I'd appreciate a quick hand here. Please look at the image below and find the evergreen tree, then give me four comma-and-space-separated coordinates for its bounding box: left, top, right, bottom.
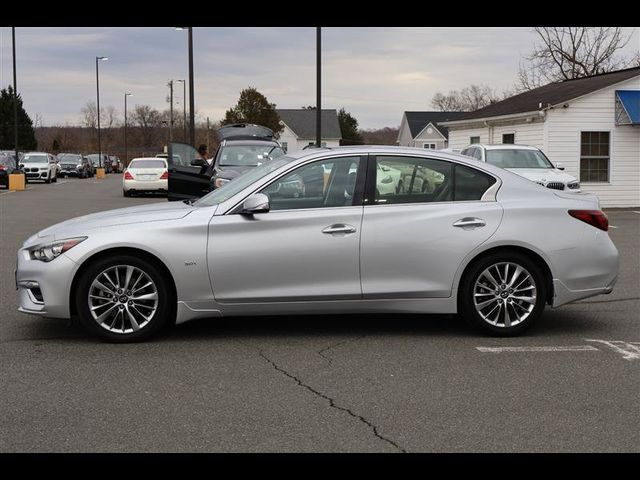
221, 87, 283, 136
0, 86, 37, 150
338, 107, 363, 145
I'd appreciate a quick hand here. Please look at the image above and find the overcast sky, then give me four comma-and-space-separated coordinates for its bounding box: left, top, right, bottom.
0, 27, 638, 130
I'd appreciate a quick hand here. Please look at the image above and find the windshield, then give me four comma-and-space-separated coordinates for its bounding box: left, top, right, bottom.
485, 149, 554, 169
58, 154, 82, 163
195, 157, 291, 207
129, 159, 167, 169
22, 154, 48, 163
219, 145, 285, 167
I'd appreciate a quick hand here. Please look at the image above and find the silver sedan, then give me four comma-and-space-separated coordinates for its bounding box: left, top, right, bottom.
16, 147, 619, 342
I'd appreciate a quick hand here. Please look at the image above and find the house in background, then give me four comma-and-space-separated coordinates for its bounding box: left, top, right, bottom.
397, 111, 464, 149
276, 109, 342, 153
441, 66, 640, 208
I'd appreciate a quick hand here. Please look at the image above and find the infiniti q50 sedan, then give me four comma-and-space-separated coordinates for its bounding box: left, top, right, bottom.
16, 147, 619, 342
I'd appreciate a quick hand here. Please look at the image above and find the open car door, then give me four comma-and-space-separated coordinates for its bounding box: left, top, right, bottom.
167, 142, 211, 202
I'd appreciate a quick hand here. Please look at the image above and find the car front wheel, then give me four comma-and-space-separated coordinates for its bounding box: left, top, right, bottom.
76, 255, 173, 342
459, 252, 546, 336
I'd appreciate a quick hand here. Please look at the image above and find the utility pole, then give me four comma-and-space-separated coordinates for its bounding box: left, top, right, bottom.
316, 27, 321, 148
206, 116, 210, 153
168, 80, 174, 144
12, 27, 19, 165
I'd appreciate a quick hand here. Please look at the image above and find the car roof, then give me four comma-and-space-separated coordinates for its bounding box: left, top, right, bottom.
222, 139, 281, 146
469, 144, 540, 151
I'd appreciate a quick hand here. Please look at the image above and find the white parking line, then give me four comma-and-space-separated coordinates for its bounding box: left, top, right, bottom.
609, 225, 618, 229
476, 346, 599, 353
585, 339, 640, 361
633, 211, 640, 215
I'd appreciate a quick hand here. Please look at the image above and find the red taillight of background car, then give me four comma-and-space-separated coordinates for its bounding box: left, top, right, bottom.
124, 170, 134, 180
160, 171, 168, 179
0, 165, 5, 170
568, 210, 609, 231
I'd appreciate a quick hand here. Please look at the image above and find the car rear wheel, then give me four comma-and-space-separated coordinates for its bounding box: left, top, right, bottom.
459, 252, 546, 336
76, 255, 173, 342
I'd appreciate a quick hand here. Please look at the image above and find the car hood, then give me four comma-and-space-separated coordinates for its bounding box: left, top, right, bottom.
29, 201, 195, 243
504, 168, 577, 183
20, 162, 48, 168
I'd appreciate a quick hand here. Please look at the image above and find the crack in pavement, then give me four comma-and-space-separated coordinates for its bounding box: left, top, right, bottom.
317, 335, 366, 367
258, 350, 407, 453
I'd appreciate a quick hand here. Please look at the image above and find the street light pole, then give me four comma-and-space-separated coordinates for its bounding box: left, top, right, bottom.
316, 27, 321, 148
124, 93, 132, 167
168, 80, 174, 144
12, 27, 19, 166
96, 56, 108, 168
175, 79, 186, 142
176, 27, 196, 146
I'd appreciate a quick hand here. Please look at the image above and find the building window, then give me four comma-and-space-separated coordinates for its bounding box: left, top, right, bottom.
502, 133, 515, 144
423, 143, 436, 149
470, 136, 480, 144
580, 131, 610, 183
281, 142, 288, 153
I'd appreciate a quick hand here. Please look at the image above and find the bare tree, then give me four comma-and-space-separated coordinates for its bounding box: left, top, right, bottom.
130, 104, 164, 147
81, 101, 99, 129
517, 27, 636, 91
431, 85, 503, 112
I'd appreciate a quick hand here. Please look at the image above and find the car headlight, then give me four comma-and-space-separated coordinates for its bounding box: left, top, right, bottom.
28, 237, 87, 262
214, 178, 230, 188
567, 182, 580, 190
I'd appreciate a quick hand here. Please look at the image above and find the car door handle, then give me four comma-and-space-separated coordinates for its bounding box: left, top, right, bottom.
453, 217, 486, 228
322, 224, 357, 234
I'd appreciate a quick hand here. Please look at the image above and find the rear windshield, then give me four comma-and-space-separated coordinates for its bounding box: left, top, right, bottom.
129, 159, 166, 169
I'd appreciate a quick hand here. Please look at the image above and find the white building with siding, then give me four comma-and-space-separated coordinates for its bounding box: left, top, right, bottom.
276, 109, 342, 153
441, 67, 640, 207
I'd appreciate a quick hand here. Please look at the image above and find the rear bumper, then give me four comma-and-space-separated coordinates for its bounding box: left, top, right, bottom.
123, 179, 168, 192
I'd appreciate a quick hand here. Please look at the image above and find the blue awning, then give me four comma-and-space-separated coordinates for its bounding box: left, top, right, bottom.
615, 90, 640, 125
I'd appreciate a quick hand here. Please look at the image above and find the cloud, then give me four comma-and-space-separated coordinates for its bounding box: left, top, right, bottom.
1, 27, 638, 130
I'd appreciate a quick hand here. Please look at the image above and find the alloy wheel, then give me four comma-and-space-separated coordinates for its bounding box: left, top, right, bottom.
88, 265, 159, 334
473, 262, 537, 328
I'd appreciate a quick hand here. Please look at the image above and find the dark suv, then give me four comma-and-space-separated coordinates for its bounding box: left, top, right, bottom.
0, 152, 22, 188
58, 153, 92, 178
167, 124, 285, 202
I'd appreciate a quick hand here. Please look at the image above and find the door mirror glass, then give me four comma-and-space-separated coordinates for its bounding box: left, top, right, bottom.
555, 162, 565, 170
242, 193, 270, 214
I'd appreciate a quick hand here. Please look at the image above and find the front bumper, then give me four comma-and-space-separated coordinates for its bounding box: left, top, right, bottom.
15, 248, 77, 318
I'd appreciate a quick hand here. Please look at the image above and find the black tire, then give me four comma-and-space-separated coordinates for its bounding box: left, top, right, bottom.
123, 189, 131, 197
75, 255, 174, 342
45, 173, 51, 184
52, 175, 57, 183
458, 251, 547, 336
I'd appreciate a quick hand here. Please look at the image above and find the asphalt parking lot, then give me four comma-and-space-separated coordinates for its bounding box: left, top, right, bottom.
0, 174, 638, 452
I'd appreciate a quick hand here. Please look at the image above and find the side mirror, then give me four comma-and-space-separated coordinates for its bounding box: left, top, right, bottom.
241, 193, 270, 214
555, 162, 565, 171
190, 158, 206, 167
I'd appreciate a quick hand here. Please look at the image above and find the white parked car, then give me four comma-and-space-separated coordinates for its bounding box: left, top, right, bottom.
19, 152, 58, 183
460, 144, 581, 192
122, 158, 168, 197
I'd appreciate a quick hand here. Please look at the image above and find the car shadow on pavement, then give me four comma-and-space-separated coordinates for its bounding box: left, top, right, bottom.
12, 308, 612, 344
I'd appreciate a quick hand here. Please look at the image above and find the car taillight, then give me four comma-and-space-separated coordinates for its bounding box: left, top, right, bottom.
124, 171, 134, 180
160, 171, 168, 179
0, 165, 5, 170
568, 210, 609, 231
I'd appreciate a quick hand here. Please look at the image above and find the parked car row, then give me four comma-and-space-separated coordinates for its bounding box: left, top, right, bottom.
1, 150, 126, 188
